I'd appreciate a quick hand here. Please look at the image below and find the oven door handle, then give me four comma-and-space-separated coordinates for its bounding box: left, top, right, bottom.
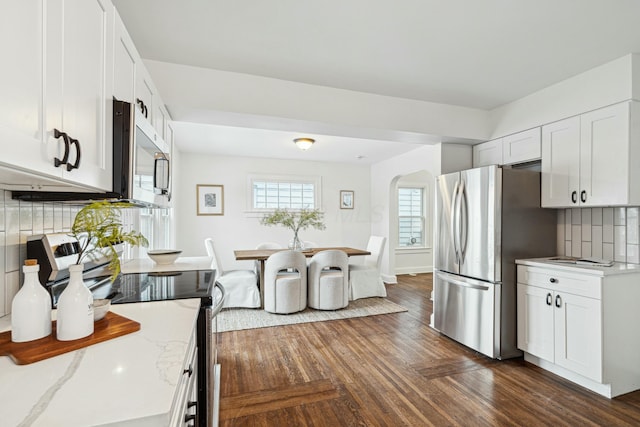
212, 282, 225, 317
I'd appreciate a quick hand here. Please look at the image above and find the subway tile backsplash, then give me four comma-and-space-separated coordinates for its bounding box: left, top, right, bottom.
0, 191, 171, 318
557, 207, 640, 264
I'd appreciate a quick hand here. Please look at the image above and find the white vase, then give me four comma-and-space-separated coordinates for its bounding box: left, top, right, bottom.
11, 261, 52, 342
56, 263, 94, 341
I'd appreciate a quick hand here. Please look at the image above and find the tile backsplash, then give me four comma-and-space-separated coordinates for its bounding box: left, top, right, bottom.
0, 191, 172, 317
557, 207, 640, 264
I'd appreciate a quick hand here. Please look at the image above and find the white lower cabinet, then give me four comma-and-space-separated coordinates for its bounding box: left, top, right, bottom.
170, 331, 198, 426
516, 262, 640, 398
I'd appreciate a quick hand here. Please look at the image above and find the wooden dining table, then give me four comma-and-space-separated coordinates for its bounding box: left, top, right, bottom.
234, 247, 370, 308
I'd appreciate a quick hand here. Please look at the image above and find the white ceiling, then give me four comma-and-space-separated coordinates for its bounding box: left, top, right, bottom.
113, 0, 640, 163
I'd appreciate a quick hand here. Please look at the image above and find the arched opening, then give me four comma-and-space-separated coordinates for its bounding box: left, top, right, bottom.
388, 169, 434, 277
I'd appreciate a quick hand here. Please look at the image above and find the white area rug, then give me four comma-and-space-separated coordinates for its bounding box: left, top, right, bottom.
218, 298, 408, 332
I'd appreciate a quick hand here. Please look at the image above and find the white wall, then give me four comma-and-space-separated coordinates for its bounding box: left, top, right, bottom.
174, 153, 371, 271
489, 53, 639, 138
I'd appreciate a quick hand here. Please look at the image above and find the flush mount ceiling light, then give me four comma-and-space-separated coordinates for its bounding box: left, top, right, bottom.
293, 138, 315, 151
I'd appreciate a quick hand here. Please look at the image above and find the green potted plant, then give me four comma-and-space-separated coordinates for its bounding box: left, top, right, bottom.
57, 201, 148, 341
260, 208, 326, 250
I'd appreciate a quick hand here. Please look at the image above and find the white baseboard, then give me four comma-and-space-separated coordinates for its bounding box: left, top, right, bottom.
394, 266, 433, 275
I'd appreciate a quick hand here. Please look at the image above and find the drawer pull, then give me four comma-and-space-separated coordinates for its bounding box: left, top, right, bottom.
555, 294, 562, 308
183, 366, 193, 377
549, 278, 557, 283
546, 293, 552, 306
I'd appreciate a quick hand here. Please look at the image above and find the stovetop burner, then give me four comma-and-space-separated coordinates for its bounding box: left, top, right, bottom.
48, 270, 216, 307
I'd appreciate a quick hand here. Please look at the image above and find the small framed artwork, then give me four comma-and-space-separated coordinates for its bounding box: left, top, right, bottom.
197, 184, 224, 215
340, 190, 354, 209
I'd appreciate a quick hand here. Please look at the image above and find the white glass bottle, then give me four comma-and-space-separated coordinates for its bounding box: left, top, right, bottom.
56, 263, 94, 341
11, 260, 52, 342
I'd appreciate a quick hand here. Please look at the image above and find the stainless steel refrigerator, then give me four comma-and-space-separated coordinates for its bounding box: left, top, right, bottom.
433, 165, 556, 359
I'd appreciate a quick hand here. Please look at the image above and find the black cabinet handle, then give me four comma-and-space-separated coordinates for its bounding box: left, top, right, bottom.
187, 401, 197, 409
184, 414, 196, 423
581, 190, 587, 203
546, 293, 552, 306
53, 128, 70, 167
136, 98, 148, 118
183, 366, 193, 377
555, 294, 562, 308
66, 138, 81, 171
549, 278, 557, 283
571, 191, 578, 204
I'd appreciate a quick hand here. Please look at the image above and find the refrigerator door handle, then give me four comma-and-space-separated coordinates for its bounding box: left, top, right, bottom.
436, 271, 491, 291
451, 180, 460, 265
459, 180, 469, 264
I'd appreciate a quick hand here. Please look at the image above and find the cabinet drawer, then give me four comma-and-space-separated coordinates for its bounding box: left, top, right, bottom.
517, 265, 601, 299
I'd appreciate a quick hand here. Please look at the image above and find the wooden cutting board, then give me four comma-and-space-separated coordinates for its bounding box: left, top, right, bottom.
0, 312, 141, 365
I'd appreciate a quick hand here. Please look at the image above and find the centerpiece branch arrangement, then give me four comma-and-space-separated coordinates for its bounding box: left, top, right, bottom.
260, 208, 326, 250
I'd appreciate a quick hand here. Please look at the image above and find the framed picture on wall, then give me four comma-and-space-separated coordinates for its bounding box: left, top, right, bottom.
340, 190, 354, 209
197, 184, 224, 215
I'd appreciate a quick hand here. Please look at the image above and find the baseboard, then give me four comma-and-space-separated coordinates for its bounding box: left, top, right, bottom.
394, 266, 433, 275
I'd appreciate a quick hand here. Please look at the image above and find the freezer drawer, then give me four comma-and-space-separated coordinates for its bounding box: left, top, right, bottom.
433, 270, 500, 358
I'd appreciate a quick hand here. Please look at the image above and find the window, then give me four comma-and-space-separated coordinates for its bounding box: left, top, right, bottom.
398, 187, 424, 247
249, 174, 321, 211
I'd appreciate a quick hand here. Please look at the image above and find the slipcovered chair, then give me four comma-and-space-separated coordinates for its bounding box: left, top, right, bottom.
204, 238, 260, 308
263, 250, 307, 314
302, 241, 318, 249
308, 250, 349, 310
349, 236, 387, 300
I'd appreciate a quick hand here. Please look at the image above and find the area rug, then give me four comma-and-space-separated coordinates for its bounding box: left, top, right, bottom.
218, 298, 408, 332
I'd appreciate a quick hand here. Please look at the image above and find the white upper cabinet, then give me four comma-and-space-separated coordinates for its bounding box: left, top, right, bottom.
47, 0, 114, 190
542, 101, 639, 207
0, 0, 113, 191
472, 138, 503, 167
502, 128, 541, 165
473, 128, 541, 168
135, 65, 156, 124
113, 12, 139, 104
0, 1, 54, 179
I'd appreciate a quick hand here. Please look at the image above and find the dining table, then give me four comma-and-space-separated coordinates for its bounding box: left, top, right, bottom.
234, 247, 371, 308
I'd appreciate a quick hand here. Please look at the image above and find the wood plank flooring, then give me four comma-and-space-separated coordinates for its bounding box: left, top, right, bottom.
218, 273, 640, 426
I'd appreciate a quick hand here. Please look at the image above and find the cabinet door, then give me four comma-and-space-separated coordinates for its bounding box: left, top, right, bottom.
502, 128, 541, 165
135, 66, 155, 122
541, 116, 580, 207
517, 284, 554, 362
472, 139, 503, 167
554, 292, 602, 381
580, 102, 629, 206
113, 12, 139, 104
59, 0, 113, 190
0, 0, 59, 177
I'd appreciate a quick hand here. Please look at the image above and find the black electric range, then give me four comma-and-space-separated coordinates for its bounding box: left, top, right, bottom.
48, 269, 216, 307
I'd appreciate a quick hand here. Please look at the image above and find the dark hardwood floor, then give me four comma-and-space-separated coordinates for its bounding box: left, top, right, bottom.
218, 274, 640, 426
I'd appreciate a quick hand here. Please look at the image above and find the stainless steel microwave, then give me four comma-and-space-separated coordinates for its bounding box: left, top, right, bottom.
13, 99, 170, 207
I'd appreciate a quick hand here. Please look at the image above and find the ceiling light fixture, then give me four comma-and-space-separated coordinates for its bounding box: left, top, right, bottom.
294, 137, 315, 151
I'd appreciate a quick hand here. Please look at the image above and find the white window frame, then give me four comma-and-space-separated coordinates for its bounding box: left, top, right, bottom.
246, 174, 322, 216
396, 184, 430, 250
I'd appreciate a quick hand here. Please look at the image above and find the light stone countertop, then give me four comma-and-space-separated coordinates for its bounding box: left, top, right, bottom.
0, 298, 201, 427
516, 257, 640, 276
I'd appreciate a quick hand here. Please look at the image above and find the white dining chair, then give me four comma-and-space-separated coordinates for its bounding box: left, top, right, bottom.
263, 250, 307, 314
349, 236, 387, 300
302, 241, 318, 249
254, 242, 283, 275
308, 250, 349, 310
204, 238, 260, 308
